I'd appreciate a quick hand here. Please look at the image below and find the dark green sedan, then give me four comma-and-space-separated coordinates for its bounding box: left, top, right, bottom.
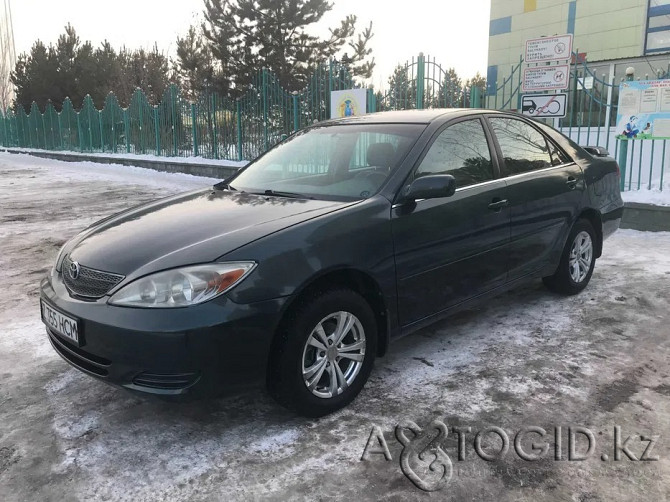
41, 109, 623, 416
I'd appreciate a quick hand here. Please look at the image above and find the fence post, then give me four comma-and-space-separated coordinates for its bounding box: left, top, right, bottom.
41, 112, 46, 149
138, 96, 144, 154
171, 86, 178, 156
416, 53, 425, 110
212, 92, 219, 160
77, 113, 83, 152
327, 60, 333, 118
110, 103, 116, 154
191, 103, 198, 157
292, 91, 299, 132
58, 114, 63, 150
236, 98, 243, 161
87, 100, 93, 151
124, 108, 130, 154
470, 86, 482, 108
262, 69, 269, 152
618, 139, 628, 192
154, 106, 160, 156
99, 110, 104, 152
516, 54, 523, 110
1, 113, 7, 147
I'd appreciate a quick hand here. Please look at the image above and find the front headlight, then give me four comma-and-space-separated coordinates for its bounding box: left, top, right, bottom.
108, 262, 256, 308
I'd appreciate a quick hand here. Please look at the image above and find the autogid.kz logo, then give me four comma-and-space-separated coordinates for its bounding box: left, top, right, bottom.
361, 420, 660, 492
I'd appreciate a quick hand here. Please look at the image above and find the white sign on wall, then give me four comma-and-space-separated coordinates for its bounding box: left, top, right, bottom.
521, 93, 567, 118
577, 76, 594, 90
330, 89, 368, 119
522, 65, 570, 92
525, 34, 573, 63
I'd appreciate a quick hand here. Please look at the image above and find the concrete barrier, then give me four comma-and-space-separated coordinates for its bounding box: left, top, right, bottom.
621, 202, 670, 232
0, 148, 246, 180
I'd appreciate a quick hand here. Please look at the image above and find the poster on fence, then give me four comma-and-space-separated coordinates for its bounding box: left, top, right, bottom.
616, 79, 670, 139
330, 89, 367, 119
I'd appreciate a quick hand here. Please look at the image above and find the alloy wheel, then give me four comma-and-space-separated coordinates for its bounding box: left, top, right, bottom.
301, 311, 366, 399
569, 231, 593, 283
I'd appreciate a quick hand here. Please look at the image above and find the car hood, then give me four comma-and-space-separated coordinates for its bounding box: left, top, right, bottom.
67, 188, 352, 279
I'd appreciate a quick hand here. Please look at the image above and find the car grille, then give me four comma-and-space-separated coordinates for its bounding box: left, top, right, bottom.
47, 328, 111, 377
62, 256, 124, 299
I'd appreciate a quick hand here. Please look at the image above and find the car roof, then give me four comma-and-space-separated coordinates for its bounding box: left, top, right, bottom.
321, 108, 506, 125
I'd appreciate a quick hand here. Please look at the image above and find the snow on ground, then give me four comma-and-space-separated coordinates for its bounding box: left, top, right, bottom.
5, 147, 249, 168
622, 187, 670, 206
1, 152, 670, 501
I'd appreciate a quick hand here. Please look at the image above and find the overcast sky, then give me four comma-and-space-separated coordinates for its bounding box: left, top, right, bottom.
11, 0, 491, 87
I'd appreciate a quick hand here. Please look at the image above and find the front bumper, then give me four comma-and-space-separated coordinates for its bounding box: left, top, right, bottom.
40, 272, 288, 398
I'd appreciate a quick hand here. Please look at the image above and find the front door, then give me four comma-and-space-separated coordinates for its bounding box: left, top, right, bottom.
392, 118, 510, 327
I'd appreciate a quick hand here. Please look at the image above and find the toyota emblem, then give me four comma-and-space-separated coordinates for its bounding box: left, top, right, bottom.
69, 261, 81, 280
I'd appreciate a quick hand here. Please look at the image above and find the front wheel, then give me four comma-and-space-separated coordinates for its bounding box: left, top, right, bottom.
268, 289, 377, 417
543, 219, 597, 295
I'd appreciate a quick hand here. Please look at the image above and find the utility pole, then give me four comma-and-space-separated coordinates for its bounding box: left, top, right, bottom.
0, 0, 16, 111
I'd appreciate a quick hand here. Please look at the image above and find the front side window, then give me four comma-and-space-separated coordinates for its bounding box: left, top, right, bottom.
489, 117, 553, 175
230, 124, 424, 200
415, 119, 494, 188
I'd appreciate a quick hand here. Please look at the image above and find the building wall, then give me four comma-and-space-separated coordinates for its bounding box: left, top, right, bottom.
487, 0, 649, 91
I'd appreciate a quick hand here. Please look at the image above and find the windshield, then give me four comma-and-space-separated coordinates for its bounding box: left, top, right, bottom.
228, 123, 425, 200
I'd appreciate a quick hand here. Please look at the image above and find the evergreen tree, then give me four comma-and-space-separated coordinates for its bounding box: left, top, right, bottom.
387, 65, 416, 110
175, 26, 217, 100
464, 72, 486, 107
436, 68, 463, 108
199, 0, 374, 93
11, 25, 173, 112
11, 41, 59, 113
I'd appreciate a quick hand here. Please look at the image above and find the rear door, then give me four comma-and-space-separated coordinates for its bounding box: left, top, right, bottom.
392, 117, 510, 326
485, 115, 585, 280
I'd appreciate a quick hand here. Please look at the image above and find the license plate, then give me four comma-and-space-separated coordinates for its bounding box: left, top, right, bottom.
41, 300, 80, 345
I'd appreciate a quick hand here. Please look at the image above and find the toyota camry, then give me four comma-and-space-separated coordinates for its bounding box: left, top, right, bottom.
40, 109, 624, 417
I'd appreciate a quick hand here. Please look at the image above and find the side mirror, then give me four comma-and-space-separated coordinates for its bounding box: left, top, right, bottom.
583, 145, 610, 157
403, 174, 456, 202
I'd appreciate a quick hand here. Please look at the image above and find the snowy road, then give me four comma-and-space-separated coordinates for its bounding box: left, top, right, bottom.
1, 152, 670, 501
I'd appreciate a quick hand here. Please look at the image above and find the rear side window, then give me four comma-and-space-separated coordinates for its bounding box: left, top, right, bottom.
489, 117, 553, 175
415, 119, 494, 188
547, 140, 571, 166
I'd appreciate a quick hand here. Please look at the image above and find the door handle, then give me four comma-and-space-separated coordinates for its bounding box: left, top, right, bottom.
566, 176, 578, 189
488, 199, 509, 211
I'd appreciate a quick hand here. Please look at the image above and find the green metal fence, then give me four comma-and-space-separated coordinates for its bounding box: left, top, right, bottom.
2, 50, 667, 192
0, 56, 482, 164
0, 60, 364, 162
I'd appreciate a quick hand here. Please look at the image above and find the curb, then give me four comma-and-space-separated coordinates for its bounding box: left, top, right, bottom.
0, 148, 243, 180
621, 202, 670, 232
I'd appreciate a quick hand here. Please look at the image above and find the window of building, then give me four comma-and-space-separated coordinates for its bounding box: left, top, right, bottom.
646, 1, 670, 54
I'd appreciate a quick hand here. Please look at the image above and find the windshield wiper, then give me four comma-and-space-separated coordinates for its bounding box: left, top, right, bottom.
251, 189, 314, 200
213, 181, 237, 191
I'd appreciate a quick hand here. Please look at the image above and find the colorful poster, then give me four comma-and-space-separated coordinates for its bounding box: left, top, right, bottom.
616, 80, 670, 139
330, 89, 367, 119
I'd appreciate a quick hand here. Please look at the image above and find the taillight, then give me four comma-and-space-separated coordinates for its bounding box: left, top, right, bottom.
615, 163, 621, 177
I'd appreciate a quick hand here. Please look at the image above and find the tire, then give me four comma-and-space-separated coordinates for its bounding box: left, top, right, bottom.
268, 288, 377, 417
543, 219, 597, 295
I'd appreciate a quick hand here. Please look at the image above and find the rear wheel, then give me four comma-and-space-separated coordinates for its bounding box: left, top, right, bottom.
543, 219, 597, 295
268, 289, 377, 417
